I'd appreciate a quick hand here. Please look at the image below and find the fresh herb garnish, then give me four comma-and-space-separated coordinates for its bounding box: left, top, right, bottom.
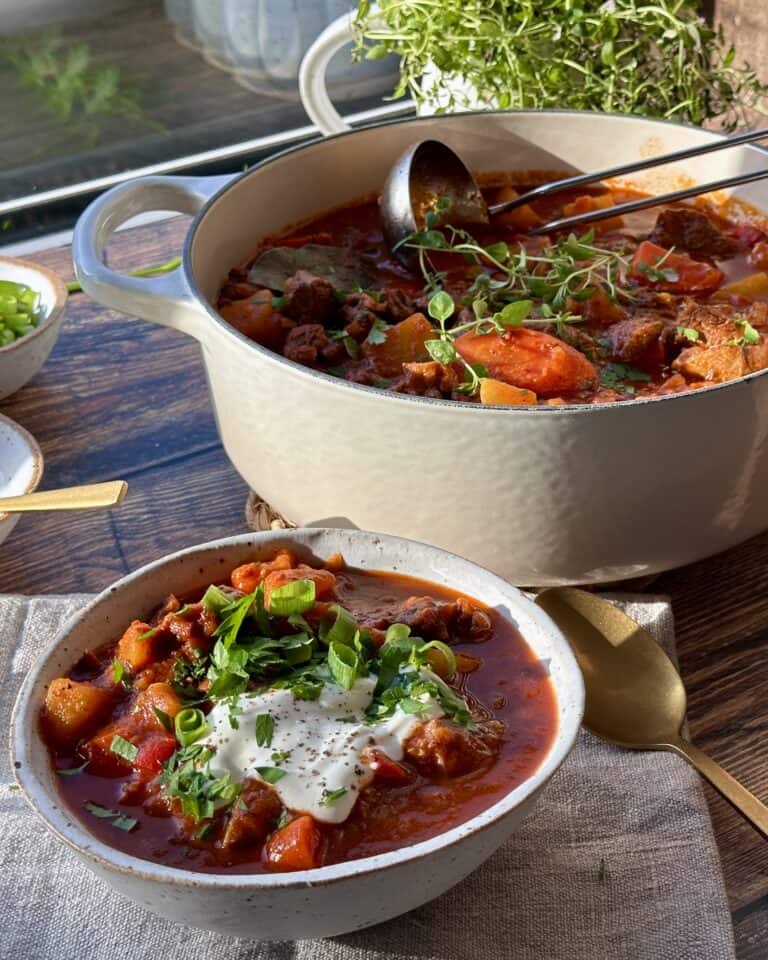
255, 713, 274, 748
321, 787, 348, 806
365, 317, 389, 345
256, 766, 286, 785
84, 801, 137, 832
57, 760, 89, 777
599, 363, 652, 395
676, 325, 701, 343
152, 706, 174, 732
109, 734, 138, 762
159, 743, 241, 822
729, 317, 761, 347
270, 750, 290, 764
267, 579, 317, 617
111, 658, 131, 688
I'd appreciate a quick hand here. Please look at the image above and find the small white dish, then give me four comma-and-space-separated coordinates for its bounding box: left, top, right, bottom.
0, 413, 44, 546
0, 256, 68, 400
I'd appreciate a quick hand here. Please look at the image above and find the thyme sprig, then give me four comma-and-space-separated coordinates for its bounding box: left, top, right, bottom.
355, 0, 768, 132
403, 225, 633, 394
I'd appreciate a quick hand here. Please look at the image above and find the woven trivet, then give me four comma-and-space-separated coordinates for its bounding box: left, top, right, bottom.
245, 491, 296, 531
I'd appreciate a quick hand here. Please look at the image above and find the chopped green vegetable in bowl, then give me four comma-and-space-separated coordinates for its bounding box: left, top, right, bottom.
0, 256, 68, 400
0, 279, 43, 346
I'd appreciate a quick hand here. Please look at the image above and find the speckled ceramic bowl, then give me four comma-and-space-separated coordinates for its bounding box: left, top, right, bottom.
0, 413, 44, 547
0, 256, 68, 400
11, 528, 583, 940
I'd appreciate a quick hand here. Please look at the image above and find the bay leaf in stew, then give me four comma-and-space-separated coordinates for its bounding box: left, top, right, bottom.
248, 245, 378, 292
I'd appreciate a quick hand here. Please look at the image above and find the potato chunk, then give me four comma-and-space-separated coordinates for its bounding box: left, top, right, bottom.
361, 312, 433, 377
43, 678, 115, 748
115, 619, 161, 672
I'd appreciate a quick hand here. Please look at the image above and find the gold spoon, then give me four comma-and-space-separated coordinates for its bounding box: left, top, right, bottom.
0, 480, 127, 513
536, 586, 768, 838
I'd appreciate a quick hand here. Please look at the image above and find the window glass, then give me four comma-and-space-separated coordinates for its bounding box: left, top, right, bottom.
0, 0, 404, 240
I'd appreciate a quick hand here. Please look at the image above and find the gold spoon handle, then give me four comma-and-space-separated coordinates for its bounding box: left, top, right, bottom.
0, 481, 127, 513
669, 736, 768, 838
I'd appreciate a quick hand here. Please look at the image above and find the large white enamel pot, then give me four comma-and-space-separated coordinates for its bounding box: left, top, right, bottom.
72, 111, 768, 586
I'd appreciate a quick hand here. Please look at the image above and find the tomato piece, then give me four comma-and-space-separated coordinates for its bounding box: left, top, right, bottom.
263, 815, 323, 872
630, 241, 724, 295
364, 748, 413, 786
456, 328, 597, 398
729, 224, 767, 249
134, 735, 177, 776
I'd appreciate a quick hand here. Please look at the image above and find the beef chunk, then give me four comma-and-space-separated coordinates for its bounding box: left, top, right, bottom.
283, 270, 337, 325
340, 291, 384, 340
403, 719, 503, 777
649, 208, 739, 260
673, 342, 768, 382
283, 324, 344, 366
675, 299, 742, 347
221, 780, 282, 850
390, 360, 461, 397
606, 316, 663, 362
359, 595, 493, 645
382, 288, 417, 322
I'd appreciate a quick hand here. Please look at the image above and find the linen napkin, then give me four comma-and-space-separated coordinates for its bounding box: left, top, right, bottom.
1, 594, 735, 960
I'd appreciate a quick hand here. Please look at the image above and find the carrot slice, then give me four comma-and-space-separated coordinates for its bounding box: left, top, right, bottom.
263, 815, 323, 872
456, 328, 597, 397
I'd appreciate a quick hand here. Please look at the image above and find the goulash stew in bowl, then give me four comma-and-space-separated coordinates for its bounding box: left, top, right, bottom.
41, 549, 557, 874
217, 178, 768, 405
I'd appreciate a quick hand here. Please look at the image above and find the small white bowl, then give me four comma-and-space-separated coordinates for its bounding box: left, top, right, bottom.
11, 528, 583, 940
0, 413, 44, 546
0, 256, 68, 400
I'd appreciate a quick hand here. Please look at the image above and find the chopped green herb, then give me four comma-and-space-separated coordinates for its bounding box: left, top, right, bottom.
256, 766, 286, 785
152, 706, 173, 732
729, 317, 761, 347
111, 814, 138, 832
676, 325, 701, 343
137, 627, 158, 642
159, 743, 241, 822
599, 363, 652, 393
321, 787, 348, 805
255, 712, 274, 748
270, 750, 290, 764
109, 734, 138, 762
365, 317, 389, 345
201, 584, 235, 615
111, 658, 130, 687
84, 802, 117, 818
57, 760, 89, 777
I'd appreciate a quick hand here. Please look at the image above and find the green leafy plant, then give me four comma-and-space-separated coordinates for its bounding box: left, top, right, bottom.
355, 0, 767, 130
0, 29, 159, 147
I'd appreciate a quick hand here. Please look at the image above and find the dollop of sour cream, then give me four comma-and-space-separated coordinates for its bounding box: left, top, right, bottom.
201, 676, 443, 823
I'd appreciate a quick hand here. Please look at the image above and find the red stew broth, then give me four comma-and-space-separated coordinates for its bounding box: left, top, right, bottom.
43, 565, 558, 874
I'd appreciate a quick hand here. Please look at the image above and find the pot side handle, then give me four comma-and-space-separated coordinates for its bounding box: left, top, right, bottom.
298, 11, 355, 136
72, 174, 234, 339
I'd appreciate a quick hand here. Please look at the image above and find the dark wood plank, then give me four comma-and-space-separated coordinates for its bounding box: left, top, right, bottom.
2, 215, 768, 958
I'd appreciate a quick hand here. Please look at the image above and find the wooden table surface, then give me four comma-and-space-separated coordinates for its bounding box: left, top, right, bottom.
2, 217, 767, 957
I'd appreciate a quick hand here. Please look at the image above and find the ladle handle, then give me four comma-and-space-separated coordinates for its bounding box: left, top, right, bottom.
669, 736, 768, 839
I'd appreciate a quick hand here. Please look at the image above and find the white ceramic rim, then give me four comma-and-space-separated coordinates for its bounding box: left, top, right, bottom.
0, 256, 68, 356
11, 527, 584, 890
0, 411, 44, 523
183, 108, 768, 415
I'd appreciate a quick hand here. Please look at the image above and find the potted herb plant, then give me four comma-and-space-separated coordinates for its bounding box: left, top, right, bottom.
299, 0, 767, 134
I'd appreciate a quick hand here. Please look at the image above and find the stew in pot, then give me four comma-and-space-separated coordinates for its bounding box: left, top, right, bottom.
217, 175, 768, 405
41, 549, 557, 873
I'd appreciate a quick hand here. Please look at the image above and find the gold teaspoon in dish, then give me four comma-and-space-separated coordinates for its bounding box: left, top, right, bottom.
535, 586, 768, 839
0, 480, 127, 513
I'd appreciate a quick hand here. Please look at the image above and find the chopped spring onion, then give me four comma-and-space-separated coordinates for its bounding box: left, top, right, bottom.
174, 707, 209, 746
0, 279, 42, 347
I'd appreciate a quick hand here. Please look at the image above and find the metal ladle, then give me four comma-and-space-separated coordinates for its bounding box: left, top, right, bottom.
380, 130, 768, 262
